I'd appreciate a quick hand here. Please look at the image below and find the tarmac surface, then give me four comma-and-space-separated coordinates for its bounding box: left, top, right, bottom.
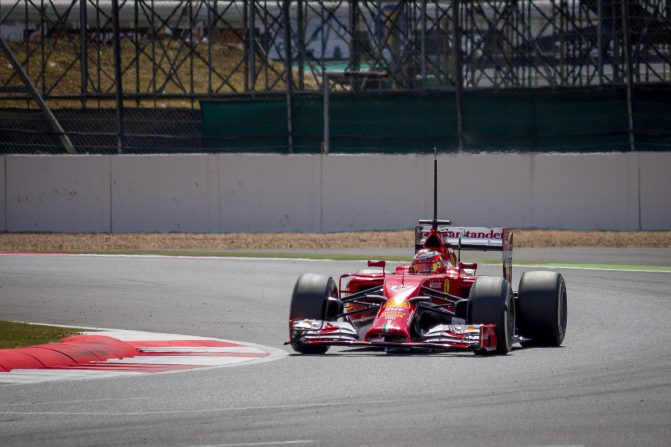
0, 251, 670, 446
241, 246, 671, 265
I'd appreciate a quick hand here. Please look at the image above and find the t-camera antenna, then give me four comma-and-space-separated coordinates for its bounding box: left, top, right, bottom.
432, 147, 438, 230
418, 148, 451, 231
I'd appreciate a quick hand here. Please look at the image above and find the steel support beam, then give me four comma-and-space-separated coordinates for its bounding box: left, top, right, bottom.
620, 0, 636, 151
283, 0, 294, 153
451, 0, 463, 152
112, 0, 125, 153
80, 0, 88, 108
349, 0, 360, 91
0, 36, 76, 154
297, 0, 305, 90
322, 70, 330, 154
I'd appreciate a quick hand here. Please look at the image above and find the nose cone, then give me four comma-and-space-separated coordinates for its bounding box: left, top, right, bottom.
366, 281, 422, 342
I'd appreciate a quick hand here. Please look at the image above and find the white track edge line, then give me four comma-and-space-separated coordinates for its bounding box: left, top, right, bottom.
2, 252, 668, 273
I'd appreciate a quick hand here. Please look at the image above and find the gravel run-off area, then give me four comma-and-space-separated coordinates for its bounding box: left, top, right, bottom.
0, 230, 669, 253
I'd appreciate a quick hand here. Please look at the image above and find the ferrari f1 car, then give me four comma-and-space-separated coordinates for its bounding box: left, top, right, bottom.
288, 223, 567, 355
287, 157, 567, 355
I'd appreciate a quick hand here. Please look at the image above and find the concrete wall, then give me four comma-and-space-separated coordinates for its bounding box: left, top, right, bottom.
111, 155, 219, 232
2, 153, 669, 232
220, 154, 321, 232
640, 153, 671, 230
530, 153, 640, 230
322, 155, 431, 231
440, 154, 533, 228
5, 156, 111, 232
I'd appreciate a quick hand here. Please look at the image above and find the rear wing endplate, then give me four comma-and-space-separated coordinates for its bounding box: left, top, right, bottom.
415, 225, 513, 283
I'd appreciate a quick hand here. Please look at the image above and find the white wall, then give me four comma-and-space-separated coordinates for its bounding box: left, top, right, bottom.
110, 155, 218, 232
322, 155, 432, 231
640, 153, 671, 230
5, 155, 111, 232
2, 153, 670, 232
440, 153, 533, 228
219, 154, 321, 232
530, 153, 640, 230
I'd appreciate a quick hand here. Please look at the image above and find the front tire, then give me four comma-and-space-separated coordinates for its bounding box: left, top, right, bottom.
517, 271, 567, 347
467, 277, 515, 355
289, 273, 339, 354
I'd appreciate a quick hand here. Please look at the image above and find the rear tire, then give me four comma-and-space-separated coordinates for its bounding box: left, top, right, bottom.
289, 273, 339, 354
517, 271, 567, 347
467, 277, 514, 355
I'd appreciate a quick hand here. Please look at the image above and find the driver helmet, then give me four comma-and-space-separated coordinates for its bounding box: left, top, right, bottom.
411, 249, 444, 274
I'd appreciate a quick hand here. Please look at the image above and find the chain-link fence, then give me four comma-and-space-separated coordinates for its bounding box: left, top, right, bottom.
1, 0, 669, 153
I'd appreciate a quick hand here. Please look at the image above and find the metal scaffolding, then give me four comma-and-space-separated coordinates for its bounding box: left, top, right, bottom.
0, 1, 669, 152
1, 1, 669, 98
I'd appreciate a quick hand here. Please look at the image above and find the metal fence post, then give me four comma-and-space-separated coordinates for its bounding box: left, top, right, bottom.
421, 0, 427, 90
283, 0, 294, 153
0, 37, 76, 154
597, 0, 604, 86
323, 70, 329, 154
349, 0, 360, 91
79, 0, 88, 108
248, 0, 257, 95
451, 0, 464, 152
297, 0, 305, 91
134, 0, 140, 107
620, 0, 635, 151
112, 0, 124, 153
243, 0, 249, 92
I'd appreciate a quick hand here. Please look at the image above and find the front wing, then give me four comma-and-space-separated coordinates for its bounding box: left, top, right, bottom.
288, 320, 498, 353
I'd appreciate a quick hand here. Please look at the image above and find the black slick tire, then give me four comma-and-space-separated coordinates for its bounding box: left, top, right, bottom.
517, 271, 567, 347
467, 277, 515, 355
289, 273, 339, 354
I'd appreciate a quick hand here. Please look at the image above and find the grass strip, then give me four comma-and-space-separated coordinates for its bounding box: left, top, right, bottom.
0, 321, 82, 349
149, 251, 671, 272
5, 250, 670, 272
510, 261, 671, 272
184, 251, 411, 262
35, 250, 413, 262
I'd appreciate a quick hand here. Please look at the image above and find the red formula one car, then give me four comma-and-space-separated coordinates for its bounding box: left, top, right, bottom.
288, 222, 567, 355
287, 157, 567, 355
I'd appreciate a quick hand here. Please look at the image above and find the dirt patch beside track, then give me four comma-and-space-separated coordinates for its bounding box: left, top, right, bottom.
0, 230, 669, 253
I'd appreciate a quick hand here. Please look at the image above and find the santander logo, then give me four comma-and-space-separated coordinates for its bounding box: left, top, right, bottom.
422, 227, 504, 241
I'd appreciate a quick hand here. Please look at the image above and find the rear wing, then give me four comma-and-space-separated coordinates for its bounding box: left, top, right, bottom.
415, 225, 513, 283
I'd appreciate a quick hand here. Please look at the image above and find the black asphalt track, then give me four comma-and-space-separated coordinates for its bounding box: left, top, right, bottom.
0, 253, 669, 446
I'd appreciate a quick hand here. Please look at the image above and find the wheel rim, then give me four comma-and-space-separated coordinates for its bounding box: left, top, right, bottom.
507, 295, 515, 347
557, 282, 567, 340
324, 286, 339, 320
